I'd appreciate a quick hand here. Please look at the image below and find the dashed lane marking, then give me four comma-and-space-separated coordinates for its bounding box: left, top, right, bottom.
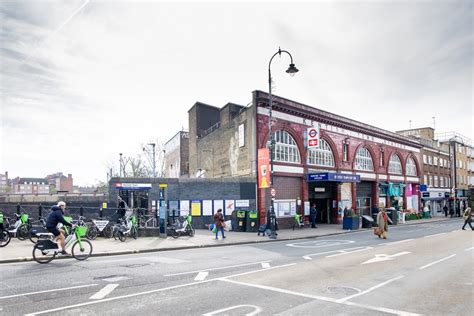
423, 233, 447, 238
0, 284, 98, 300
261, 262, 271, 269
89, 284, 119, 300
194, 272, 209, 281
336, 276, 404, 302
419, 254, 456, 270
164, 260, 271, 276
326, 247, 373, 258
203, 304, 262, 316
378, 239, 414, 246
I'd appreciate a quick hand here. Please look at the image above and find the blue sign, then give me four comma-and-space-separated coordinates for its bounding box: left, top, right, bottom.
307, 172, 360, 183
419, 184, 428, 192
115, 183, 152, 190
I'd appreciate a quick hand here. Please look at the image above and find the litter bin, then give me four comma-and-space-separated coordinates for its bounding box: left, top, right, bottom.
235, 210, 246, 232
361, 215, 374, 228
343, 216, 360, 230
246, 210, 258, 232
386, 208, 398, 225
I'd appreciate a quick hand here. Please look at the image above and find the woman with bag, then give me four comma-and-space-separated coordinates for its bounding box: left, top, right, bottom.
213, 209, 226, 239
376, 206, 389, 239
462, 207, 473, 230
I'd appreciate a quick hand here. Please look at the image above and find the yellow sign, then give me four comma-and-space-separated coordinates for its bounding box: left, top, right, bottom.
191, 201, 201, 216
102, 202, 107, 209
159, 184, 168, 188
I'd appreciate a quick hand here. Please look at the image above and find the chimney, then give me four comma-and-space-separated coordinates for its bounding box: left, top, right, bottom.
68, 174, 72, 179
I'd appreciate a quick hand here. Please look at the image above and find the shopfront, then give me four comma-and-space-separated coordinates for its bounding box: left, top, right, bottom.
307, 172, 360, 224
356, 181, 373, 217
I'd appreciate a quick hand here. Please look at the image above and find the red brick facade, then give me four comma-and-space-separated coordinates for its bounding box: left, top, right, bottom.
254, 91, 423, 226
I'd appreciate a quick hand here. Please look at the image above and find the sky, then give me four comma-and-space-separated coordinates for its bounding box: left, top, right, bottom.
1, 0, 472, 186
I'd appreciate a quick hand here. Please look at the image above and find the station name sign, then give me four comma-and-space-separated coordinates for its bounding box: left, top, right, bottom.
307, 172, 360, 183
115, 183, 152, 190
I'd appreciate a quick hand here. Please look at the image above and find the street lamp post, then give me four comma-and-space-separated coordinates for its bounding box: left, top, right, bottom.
267, 47, 299, 239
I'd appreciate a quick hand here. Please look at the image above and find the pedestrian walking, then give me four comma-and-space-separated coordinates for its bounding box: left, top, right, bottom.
213, 209, 226, 239
449, 205, 455, 218
462, 207, 473, 230
443, 205, 448, 217
310, 203, 317, 228
376, 207, 389, 239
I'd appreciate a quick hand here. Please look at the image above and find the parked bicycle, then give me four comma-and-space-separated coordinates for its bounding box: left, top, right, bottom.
116, 214, 138, 242
292, 213, 304, 230
4, 212, 31, 240
0, 211, 11, 247
32, 225, 92, 264
169, 214, 195, 238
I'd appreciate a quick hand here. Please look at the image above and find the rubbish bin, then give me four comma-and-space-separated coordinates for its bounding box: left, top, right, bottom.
386, 208, 398, 225
246, 210, 258, 232
343, 216, 360, 230
361, 215, 374, 228
235, 210, 246, 232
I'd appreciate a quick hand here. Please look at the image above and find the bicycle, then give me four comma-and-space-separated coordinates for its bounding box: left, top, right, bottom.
169, 214, 195, 238
77, 216, 99, 240
0, 211, 11, 247
32, 225, 92, 264
28, 216, 52, 244
117, 214, 138, 242
292, 213, 304, 230
4, 212, 31, 240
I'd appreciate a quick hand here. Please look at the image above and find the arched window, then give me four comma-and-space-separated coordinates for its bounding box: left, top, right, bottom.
307, 139, 335, 167
388, 154, 402, 174
406, 157, 417, 176
355, 147, 374, 171
273, 130, 301, 163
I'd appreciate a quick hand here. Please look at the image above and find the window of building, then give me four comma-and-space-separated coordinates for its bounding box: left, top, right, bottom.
434, 176, 438, 187
406, 157, 417, 176
354, 147, 374, 171
459, 160, 462, 168
343, 143, 348, 162
429, 175, 433, 186
440, 176, 444, 187
307, 139, 334, 167
274, 130, 301, 163
423, 154, 427, 164
434, 156, 438, 166
388, 154, 402, 174
424, 175, 428, 185
428, 156, 432, 165
380, 150, 385, 166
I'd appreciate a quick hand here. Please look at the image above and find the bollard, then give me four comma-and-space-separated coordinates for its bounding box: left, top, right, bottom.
38, 204, 43, 218
17, 203, 21, 214
99, 207, 103, 219
80, 206, 84, 217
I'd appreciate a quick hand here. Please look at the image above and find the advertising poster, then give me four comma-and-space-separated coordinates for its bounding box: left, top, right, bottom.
191, 200, 201, 216
202, 200, 213, 216
224, 200, 235, 216
257, 148, 270, 189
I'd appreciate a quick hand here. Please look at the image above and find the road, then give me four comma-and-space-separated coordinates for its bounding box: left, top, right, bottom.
0, 219, 472, 315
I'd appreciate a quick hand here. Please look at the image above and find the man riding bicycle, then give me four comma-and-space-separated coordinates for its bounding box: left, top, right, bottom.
46, 201, 73, 255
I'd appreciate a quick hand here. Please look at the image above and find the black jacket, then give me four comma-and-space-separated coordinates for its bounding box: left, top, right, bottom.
46, 206, 72, 229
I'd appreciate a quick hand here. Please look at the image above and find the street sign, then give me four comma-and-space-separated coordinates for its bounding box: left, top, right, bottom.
307, 126, 320, 148
270, 188, 276, 197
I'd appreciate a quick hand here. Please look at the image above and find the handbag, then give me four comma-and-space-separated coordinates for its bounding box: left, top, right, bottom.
374, 227, 382, 236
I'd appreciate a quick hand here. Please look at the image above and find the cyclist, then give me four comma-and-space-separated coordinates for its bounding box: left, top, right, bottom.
46, 201, 73, 255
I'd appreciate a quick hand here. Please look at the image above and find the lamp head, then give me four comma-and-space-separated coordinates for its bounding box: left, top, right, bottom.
286, 63, 299, 76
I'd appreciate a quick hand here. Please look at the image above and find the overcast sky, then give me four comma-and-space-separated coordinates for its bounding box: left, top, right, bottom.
1, 0, 472, 186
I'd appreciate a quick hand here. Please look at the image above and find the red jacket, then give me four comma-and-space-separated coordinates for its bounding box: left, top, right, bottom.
214, 212, 224, 228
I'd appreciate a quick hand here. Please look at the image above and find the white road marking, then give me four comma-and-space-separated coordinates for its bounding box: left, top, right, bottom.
379, 239, 414, 246
102, 276, 131, 282
261, 262, 271, 269
464, 247, 474, 251
326, 247, 373, 258
423, 232, 447, 238
419, 254, 456, 270
362, 252, 411, 265
164, 260, 271, 276
89, 284, 119, 300
25, 264, 293, 315
337, 276, 404, 302
0, 284, 98, 300
221, 278, 420, 316
287, 240, 355, 248
302, 246, 368, 260
194, 272, 209, 281
203, 304, 261, 316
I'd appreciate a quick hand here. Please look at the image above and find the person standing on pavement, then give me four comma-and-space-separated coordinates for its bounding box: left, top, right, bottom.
213, 209, 226, 239
462, 207, 473, 230
310, 203, 317, 228
443, 205, 448, 217
376, 207, 389, 239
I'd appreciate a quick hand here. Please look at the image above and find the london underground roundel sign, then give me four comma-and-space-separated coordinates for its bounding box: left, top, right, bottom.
307, 126, 320, 148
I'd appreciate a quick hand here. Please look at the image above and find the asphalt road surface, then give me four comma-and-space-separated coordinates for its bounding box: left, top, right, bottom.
1, 219, 472, 315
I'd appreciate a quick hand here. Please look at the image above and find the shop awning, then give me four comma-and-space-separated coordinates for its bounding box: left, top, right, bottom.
307, 172, 360, 183
379, 182, 406, 197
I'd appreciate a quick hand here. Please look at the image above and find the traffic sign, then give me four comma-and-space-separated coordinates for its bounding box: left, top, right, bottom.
270, 188, 276, 197
307, 126, 320, 148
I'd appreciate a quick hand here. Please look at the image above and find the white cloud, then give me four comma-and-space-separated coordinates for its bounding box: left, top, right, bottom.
1, 1, 472, 185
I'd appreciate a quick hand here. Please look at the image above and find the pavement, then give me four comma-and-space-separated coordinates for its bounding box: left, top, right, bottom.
0, 216, 455, 264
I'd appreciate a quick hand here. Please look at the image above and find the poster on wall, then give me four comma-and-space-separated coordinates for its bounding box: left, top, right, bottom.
304, 201, 310, 215
378, 198, 386, 208
191, 200, 201, 216
257, 148, 270, 189
213, 200, 224, 215
290, 201, 297, 216
202, 200, 213, 216
235, 200, 250, 208
180, 200, 190, 216
225, 200, 235, 216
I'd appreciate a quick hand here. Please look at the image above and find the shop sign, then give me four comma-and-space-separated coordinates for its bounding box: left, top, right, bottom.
419, 184, 428, 192
307, 172, 360, 183
115, 183, 152, 190
314, 187, 325, 192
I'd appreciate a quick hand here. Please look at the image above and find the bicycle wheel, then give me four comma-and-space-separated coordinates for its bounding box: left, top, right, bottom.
171, 229, 179, 239
0, 229, 11, 247
131, 226, 138, 239
32, 244, 56, 264
86, 225, 98, 240
113, 226, 119, 240
72, 239, 93, 261
103, 225, 113, 238
187, 226, 195, 237
17, 224, 29, 240
118, 231, 127, 242
29, 231, 39, 244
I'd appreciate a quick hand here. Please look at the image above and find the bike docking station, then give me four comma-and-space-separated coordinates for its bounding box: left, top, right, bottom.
158, 184, 167, 238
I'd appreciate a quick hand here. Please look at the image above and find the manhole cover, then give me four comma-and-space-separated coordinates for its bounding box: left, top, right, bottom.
326, 286, 360, 295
